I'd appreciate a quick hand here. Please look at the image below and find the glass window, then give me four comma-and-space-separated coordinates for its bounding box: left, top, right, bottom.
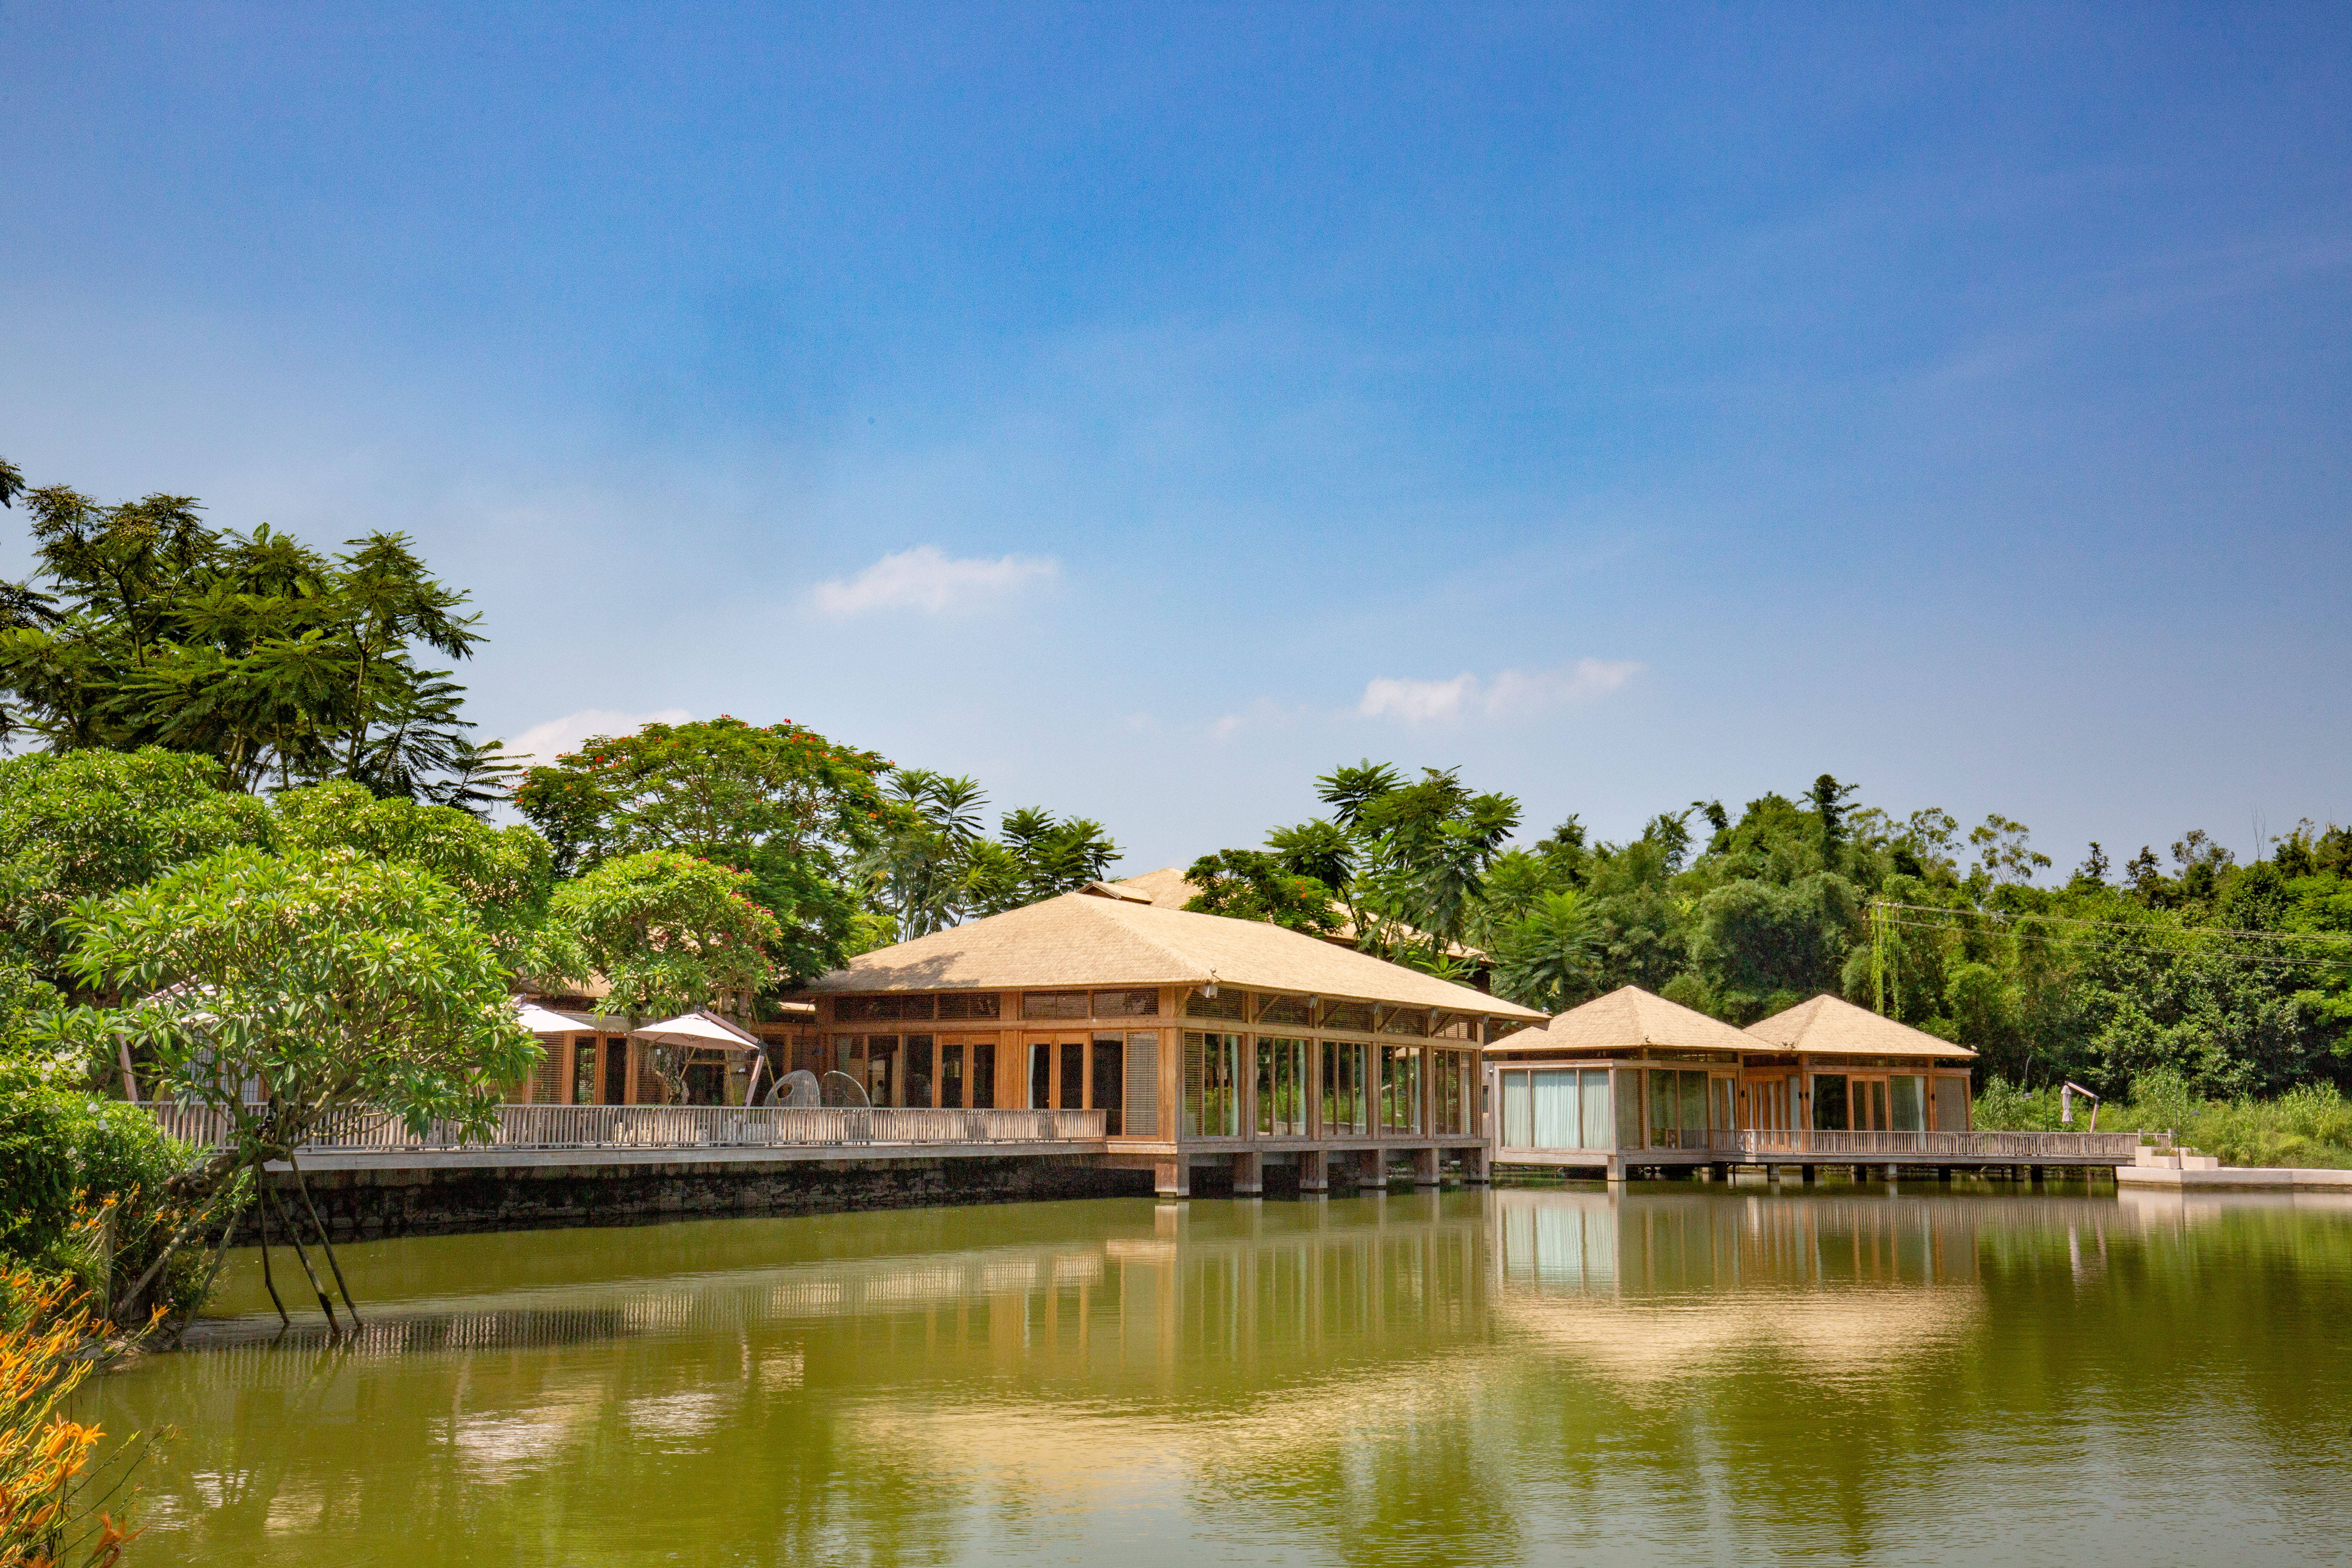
1091, 1035, 1125, 1135
1023, 991, 1089, 1020
1434, 1051, 1468, 1134
1256, 995, 1311, 1027
905, 1035, 935, 1109
1811, 1074, 1849, 1131
1379, 1045, 1422, 1134
938, 993, 1000, 1020
1649, 1070, 1677, 1147
1581, 1070, 1613, 1149
940, 1041, 965, 1109
1184, 987, 1248, 1021
1184, 1031, 1240, 1136
1713, 1077, 1734, 1131
1890, 1075, 1926, 1132
1532, 1069, 1579, 1149
1679, 1072, 1706, 1134
1091, 989, 1158, 1018
1321, 1039, 1366, 1135
1320, 1000, 1374, 1033
971, 1041, 996, 1109
1256, 1037, 1306, 1136
1060, 1039, 1085, 1111
1029, 1042, 1051, 1109
867, 1036, 899, 1105
572, 1039, 597, 1105
1501, 1070, 1533, 1148
1380, 1007, 1428, 1036
1616, 1069, 1645, 1149
1934, 1076, 1968, 1132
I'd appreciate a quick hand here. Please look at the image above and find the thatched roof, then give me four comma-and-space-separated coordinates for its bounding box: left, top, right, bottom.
1745, 993, 1976, 1060
1102, 866, 1198, 909
803, 887, 1543, 1018
1487, 985, 1758, 1055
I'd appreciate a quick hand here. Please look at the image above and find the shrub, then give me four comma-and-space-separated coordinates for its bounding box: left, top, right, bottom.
0, 1269, 140, 1567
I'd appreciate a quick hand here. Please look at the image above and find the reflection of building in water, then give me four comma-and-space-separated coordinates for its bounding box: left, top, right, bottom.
1491, 1188, 1990, 1381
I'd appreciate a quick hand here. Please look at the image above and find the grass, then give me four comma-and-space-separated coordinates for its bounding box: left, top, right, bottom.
1973, 1071, 2352, 1169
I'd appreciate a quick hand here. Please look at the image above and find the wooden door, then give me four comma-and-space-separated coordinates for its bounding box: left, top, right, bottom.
1023, 1036, 1086, 1109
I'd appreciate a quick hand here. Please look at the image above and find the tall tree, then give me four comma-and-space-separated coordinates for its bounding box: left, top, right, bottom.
512, 717, 891, 984
0, 459, 508, 806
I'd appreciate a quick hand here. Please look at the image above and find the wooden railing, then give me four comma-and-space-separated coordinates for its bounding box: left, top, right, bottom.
1496, 1128, 2151, 1160
1729, 1129, 2144, 1160
140, 1102, 1107, 1156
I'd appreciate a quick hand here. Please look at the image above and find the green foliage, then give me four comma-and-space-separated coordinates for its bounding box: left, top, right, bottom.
1181, 851, 1341, 935
1971, 1068, 2352, 1168
0, 1067, 204, 1314
269, 780, 555, 963
859, 774, 1120, 937
0, 462, 506, 804
543, 850, 782, 1022
514, 716, 889, 982
1688, 873, 1859, 1022
58, 847, 539, 1179
0, 749, 271, 991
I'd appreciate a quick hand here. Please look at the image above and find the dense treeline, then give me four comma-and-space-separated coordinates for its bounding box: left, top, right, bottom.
1186, 766, 2352, 1099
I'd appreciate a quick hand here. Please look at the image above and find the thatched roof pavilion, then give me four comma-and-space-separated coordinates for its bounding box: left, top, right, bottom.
796, 884, 1540, 1196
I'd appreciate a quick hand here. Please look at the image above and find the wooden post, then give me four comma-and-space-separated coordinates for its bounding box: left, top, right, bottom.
1461, 1145, 1491, 1185
1233, 1151, 1263, 1196
1356, 1147, 1388, 1189
1299, 1149, 1329, 1193
1800, 1164, 1817, 1184
1154, 1157, 1189, 1198
1412, 1147, 1441, 1187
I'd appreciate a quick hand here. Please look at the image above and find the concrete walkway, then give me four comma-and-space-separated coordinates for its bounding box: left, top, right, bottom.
2116, 1164, 2352, 1190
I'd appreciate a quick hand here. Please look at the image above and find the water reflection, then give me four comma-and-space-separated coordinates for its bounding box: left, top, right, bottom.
93, 1186, 2352, 1567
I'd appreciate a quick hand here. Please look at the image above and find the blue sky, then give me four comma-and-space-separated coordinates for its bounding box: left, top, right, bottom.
5, 3, 2348, 873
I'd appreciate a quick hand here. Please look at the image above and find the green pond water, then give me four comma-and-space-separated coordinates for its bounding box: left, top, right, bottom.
88, 1181, 2352, 1566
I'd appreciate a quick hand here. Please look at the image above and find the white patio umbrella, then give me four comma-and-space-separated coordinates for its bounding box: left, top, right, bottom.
629, 1011, 770, 1103
515, 1002, 586, 1035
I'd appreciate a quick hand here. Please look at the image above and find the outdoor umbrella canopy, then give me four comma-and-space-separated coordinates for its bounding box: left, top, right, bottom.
629, 1010, 771, 1102
514, 1002, 584, 1035
628, 1011, 762, 1050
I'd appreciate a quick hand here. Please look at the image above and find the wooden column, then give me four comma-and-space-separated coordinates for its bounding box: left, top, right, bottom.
1154, 1156, 1189, 1199
1461, 1144, 1491, 1184
1355, 1147, 1388, 1189
1233, 1151, 1263, 1196
1412, 1147, 1441, 1187
1298, 1149, 1329, 1193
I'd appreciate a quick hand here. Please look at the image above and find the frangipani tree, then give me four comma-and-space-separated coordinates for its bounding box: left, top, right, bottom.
60, 846, 537, 1321
542, 851, 782, 1103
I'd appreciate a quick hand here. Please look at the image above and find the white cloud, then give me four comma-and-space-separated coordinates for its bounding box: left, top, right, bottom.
506, 707, 693, 768
1359, 660, 1642, 723
808, 545, 1059, 617
1357, 673, 1482, 722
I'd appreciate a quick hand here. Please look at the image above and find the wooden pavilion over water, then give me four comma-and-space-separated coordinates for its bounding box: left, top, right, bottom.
1490, 986, 1984, 1180
795, 881, 1546, 1196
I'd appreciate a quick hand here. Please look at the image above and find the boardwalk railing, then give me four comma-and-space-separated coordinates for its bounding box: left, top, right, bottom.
141, 1102, 1107, 1156
1497, 1128, 2150, 1161
1729, 1129, 2143, 1160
